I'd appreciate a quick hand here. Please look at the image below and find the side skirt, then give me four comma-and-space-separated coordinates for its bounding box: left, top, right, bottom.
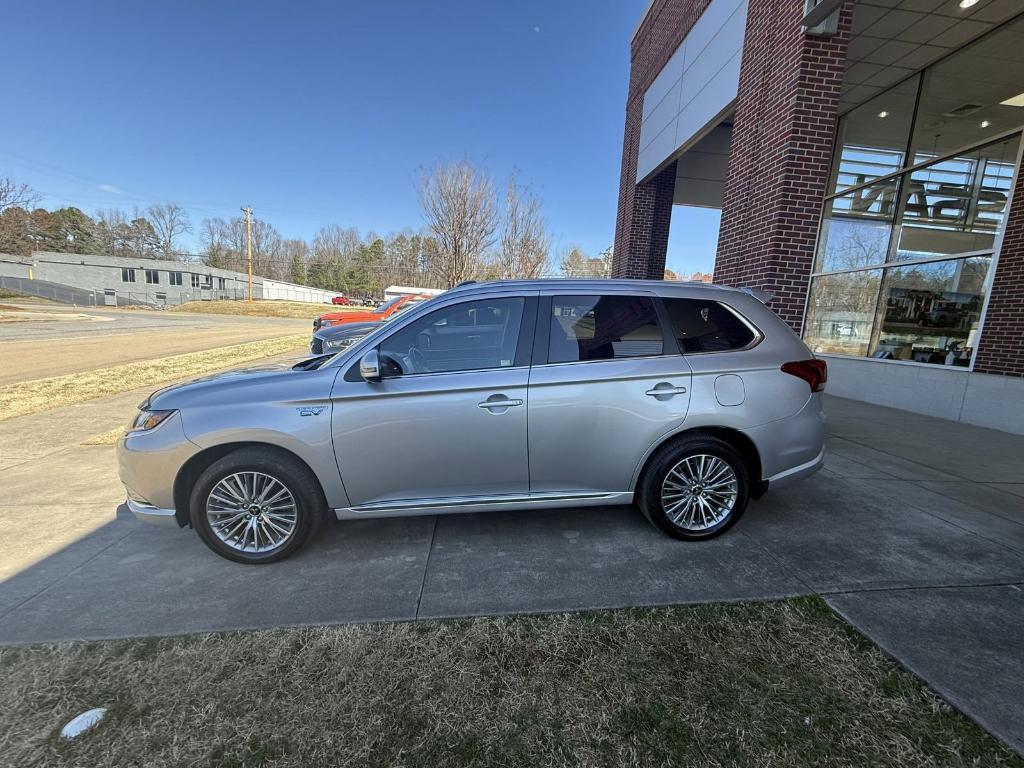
333, 491, 634, 520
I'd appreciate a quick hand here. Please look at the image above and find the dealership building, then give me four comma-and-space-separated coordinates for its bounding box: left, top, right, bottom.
614, 0, 1024, 433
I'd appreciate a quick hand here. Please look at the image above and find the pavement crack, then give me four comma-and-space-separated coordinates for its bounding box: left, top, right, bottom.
414, 516, 439, 620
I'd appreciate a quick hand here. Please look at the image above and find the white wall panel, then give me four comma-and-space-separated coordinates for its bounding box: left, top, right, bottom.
636, 0, 747, 182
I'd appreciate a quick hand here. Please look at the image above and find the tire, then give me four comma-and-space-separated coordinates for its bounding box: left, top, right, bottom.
637, 433, 750, 541
189, 447, 325, 564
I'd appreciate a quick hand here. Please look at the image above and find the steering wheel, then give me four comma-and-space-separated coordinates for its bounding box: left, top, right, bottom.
408, 345, 429, 374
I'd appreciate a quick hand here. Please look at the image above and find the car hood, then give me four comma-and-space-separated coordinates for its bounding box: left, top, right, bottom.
145, 362, 335, 410
321, 310, 382, 324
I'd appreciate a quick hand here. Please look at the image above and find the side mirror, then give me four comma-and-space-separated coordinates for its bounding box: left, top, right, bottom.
359, 349, 381, 382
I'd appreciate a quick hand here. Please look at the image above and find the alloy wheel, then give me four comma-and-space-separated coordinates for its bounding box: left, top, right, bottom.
206, 471, 298, 553
660, 454, 738, 531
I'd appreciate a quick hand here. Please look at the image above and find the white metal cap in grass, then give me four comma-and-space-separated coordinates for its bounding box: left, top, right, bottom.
60, 708, 107, 740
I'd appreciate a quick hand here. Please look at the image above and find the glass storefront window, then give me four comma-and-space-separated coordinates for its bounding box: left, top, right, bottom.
894, 136, 1020, 261
870, 257, 989, 366
910, 23, 1024, 165
816, 179, 897, 272
803, 270, 882, 358
808, 15, 1024, 369
830, 75, 919, 195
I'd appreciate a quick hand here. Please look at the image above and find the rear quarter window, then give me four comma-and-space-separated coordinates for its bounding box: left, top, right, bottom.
662, 298, 757, 353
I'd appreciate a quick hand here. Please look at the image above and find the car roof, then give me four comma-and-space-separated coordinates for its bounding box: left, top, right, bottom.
444, 278, 750, 297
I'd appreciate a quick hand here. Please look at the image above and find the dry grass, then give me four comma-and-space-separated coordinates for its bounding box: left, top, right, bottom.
171, 299, 365, 320
80, 427, 125, 445
0, 289, 59, 303
0, 334, 307, 422
0, 598, 1018, 768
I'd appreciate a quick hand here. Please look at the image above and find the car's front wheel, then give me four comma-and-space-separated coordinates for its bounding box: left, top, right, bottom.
190, 447, 325, 564
638, 434, 750, 540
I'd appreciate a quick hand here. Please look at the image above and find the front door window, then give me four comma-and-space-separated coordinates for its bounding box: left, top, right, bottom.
378, 297, 526, 375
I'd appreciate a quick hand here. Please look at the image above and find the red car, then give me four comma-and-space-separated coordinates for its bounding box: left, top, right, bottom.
330, 296, 352, 305
315, 293, 431, 329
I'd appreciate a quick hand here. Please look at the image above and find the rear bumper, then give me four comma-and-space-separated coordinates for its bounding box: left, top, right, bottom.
746, 392, 826, 489
765, 446, 824, 489
126, 497, 181, 527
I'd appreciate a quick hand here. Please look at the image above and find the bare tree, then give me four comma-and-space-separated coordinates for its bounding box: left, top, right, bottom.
0, 176, 39, 214
146, 203, 192, 259
199, 215, 284, 278
499, 175, 549, 279
0, 176, 40, 255
418, 159, 497, 288
559, 245, 611, 278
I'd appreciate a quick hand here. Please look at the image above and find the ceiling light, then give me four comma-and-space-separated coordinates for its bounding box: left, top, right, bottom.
980, 119, 991, 128
1001, 92, 1024, 107
959, 0, 979, 8
877, 110, 889, 118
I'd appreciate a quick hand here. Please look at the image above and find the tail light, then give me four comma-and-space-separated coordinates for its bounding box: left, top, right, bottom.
781, 359, 827, 392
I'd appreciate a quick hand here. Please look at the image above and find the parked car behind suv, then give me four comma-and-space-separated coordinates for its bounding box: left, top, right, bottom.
310, 296, 427, 355
314, 293, 429, 330
118, 279, 826, 563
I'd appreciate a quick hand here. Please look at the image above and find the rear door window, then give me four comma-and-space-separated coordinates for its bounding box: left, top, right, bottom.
662, 298, 757, 353
548, 295, 664, 363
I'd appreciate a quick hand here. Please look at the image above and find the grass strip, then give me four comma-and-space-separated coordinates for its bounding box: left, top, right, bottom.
1, 597, 1019, 768
171, 299, 366, 319
80, 427, 125, 445
0, 334, 307, 422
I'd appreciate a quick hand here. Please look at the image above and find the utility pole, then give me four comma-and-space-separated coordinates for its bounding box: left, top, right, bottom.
241, 206, 254, 302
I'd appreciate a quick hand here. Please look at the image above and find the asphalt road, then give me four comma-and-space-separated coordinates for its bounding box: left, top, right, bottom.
0, 305, 310, 385
1, 393, 1022, 754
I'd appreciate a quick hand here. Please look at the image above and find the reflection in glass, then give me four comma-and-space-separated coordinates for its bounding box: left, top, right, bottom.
870, 258, 989, 366
831, 75, 918, 194
895, 136, 1019, 261
804, 270, 882, 357
816, 180, 897, 271
910, 19, 1024, 164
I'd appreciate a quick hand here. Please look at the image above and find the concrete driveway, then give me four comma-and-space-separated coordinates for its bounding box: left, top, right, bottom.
1, 394, 1022, 753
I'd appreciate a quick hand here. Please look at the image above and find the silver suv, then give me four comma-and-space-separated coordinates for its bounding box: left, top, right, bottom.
117, 279, 826, 564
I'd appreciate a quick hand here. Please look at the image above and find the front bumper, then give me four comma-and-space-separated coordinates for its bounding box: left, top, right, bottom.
117, 410, 200, 517
126, 497, 180, 527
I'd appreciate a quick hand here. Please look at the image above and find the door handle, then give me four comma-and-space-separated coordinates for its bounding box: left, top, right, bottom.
645, 383, 687, 399
478, 396, 524, 411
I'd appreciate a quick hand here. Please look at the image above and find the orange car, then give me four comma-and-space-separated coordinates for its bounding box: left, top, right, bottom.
314, 293, 431, 329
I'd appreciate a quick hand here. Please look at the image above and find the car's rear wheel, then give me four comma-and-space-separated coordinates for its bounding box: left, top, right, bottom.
190, 447, 324, 564
638, 434, 750, 540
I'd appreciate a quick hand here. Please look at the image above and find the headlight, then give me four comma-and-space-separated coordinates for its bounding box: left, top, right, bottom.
324, 337, 357, 351
128, 409, 176, 433
319, 319, 334, 328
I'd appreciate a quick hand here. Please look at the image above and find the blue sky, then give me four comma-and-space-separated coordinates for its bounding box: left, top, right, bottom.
2, 1, 718, 275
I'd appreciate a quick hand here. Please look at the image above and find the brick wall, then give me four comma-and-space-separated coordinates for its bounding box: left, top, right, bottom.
713, 0, 854, 331
612, 0, 711, 279
974, 165, 1024, 377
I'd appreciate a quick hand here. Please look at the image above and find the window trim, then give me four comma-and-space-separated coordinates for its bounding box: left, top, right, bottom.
534, 292, 673, 367
121, 267, 136, 283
